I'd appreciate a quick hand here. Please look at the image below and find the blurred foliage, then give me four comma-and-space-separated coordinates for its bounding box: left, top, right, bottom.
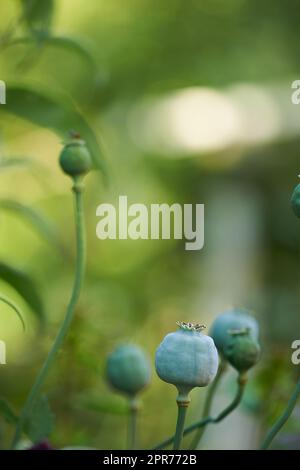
21, 0, 55, 35
0, 0, 299, 450
0, 262, 45, 325
24, 395, 54, 443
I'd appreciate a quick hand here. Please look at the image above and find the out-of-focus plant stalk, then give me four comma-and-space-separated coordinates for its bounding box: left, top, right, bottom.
153, 373, 247, 450
260, 379, 300, 450
190, 359, 227, 449
127, 397, 140, 450
11, 176, 86, 449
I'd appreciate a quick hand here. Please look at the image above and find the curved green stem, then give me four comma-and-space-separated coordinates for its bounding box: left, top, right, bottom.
153, 374, 246, 450
190, 359, 226, 449
127, 397, 139, 450
211, 374, 246, 422
260, 379, 300, 450
11, 178, 86, 449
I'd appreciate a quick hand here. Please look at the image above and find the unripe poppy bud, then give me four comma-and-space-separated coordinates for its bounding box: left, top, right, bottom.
59, 133, 92, 177
209, 309, 259, 356
106, 344, 151, 397
291, 183, 300, 218
224, 329, 260, 373
155, 322, 218, 401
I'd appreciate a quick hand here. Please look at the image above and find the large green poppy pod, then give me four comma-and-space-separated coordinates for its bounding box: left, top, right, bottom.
106, 344, 151, 397
209, 309, 259, 356
224, 329, 261, 373
155, 322, 218, 401
291, 183, 300, 218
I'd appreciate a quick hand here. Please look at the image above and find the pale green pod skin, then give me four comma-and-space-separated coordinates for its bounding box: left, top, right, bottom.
155, 329, 219, 400
224, 333, 260, 373
59, 139, 92, 177
106, 344, 151, 397
209, 310, 259, 356
291, 183, 300, 218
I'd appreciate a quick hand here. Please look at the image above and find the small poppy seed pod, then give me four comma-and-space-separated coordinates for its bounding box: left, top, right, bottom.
59, 133, 92, 177
155, 322, 218, 402
224, 329, 260, 373
291, 183, 300, 218
209, 309, 259, 356
106, 344, 151, 397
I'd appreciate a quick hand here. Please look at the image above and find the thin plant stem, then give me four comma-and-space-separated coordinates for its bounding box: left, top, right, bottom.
260, 379, 300, 450
11, 177, 86, 449
190, 359, 226, 449
173, 404, 189, 450
153, 374, 247, 450
127, 397, 139, 450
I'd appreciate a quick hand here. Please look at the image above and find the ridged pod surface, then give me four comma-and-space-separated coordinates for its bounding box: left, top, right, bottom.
155, 323, 218, 398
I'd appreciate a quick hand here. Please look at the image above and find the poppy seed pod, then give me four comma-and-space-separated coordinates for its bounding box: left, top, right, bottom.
106, 344, 151, 397
59, 135, 92, 177
155, 322, 219, 402
291, 183, 300, 218
224, 329, 260, 373
209, 309, 259, 356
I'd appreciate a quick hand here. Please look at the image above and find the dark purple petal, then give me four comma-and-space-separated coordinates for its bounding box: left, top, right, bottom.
28, 440, 54, 450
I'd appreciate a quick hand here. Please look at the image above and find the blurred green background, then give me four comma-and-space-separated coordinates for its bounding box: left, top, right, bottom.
0, 0, 300, 450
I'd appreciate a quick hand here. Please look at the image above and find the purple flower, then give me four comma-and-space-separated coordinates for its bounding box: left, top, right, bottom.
28, 440, 54, 450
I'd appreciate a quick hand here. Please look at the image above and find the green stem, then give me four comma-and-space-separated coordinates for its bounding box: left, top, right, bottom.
211, 374, 246, 422
11, 178, 86, 449
153, 374, 246, 450
260, 379, 300, 450
173, 403, 189, 450
127, 397, 139, 450
190, 359, 226, 449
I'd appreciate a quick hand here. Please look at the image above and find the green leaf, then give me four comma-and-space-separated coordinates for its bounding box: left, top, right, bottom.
0, 199, 62, 251
0, 156, 33, 170
0, 293, 25, 330
21, 0, 54, 34
0, 261, 45, 324
1, 86, 106, 175
43, 35, 97, 70
0, 398, 18, 425
25, 395, 54, 443
5, 35, 97, 71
